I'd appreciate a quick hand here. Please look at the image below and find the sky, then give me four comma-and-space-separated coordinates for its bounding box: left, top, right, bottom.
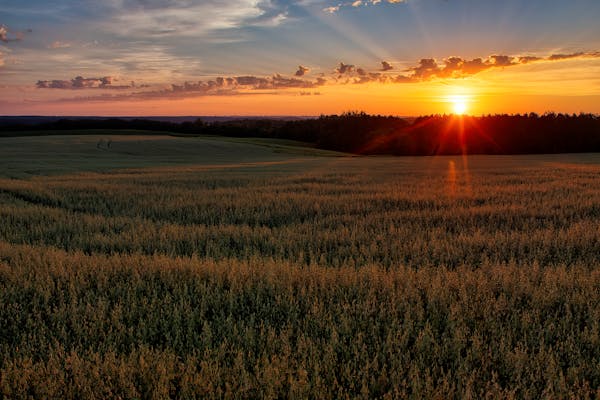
1, 0, 600, 116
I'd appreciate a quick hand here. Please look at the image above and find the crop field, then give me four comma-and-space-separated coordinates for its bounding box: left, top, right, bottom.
1, 133, 599, 399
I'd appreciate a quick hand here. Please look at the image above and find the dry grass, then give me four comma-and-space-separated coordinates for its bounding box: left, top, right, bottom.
1, 137, 599, 398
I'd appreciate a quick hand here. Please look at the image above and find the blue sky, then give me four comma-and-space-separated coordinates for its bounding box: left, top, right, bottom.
1, 0, 599, 115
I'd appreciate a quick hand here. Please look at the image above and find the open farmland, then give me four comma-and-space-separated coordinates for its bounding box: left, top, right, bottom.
1, 134, 599, 399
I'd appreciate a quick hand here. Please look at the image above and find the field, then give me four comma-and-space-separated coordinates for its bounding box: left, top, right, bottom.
1, 133, 599, 399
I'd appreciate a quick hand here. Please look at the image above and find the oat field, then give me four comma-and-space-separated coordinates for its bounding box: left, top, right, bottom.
1, 134, 599, 399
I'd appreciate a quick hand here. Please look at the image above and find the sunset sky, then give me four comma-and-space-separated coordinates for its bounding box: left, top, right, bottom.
1, 0, 599, 116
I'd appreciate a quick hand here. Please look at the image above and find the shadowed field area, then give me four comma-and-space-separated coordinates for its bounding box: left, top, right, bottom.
1, 134, 599, 398
0, 132, 345, 178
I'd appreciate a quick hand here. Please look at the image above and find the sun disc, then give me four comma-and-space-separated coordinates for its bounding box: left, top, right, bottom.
453, 100, 467, 115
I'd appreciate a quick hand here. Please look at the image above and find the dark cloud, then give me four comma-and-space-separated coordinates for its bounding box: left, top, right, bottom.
381, 61, 393, 71
410, 58, 440, 79
489, 55, 516, 67
233, 75, 270, 87
518, 56, 542, 64
336, 62, 354, 74
548, 52, 585, 61
56, 70, 329, 102
36, 76, 132, 89
295, 65, 310, 76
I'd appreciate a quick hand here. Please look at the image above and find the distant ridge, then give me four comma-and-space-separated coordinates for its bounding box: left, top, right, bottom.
0, 116, 315, 127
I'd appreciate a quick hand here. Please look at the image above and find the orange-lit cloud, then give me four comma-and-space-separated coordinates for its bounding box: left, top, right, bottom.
34, 51, 600, 103
406, 51, 600, 81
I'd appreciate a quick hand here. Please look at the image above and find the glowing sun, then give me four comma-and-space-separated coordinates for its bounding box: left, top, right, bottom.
453, 100, 467, 114
450, 95, 469, 115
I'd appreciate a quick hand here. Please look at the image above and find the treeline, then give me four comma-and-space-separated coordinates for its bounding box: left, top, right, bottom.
3, 112, 600, 155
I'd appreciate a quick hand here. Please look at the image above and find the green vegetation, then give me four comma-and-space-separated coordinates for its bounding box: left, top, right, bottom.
1, 135, 599, 398
0, 133, 344, 178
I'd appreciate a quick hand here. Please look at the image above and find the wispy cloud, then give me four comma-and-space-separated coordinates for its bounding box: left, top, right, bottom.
322, 0, 407, 14
0, 24, 30, 70
104, 1, 288, 39
48, 41, 71, 49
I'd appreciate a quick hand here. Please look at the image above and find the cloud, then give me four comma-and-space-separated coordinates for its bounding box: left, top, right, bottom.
489, 55, 516, 67
0, 24, 30, 43
295, 65, 310, 76
323, 0, 408, 13
410, 58, 440, 79
48, 41, 71, 49
400, 51, 600, 81
36, 76, 132, 89
107, 1, 288, 39
51, 69, 330, 102
0, 26, 8, 43
518, 56, 542, 64
381, 61, 393, 71
36, 49, 600, 103
548, 52, 585, 61
336, 62, 355, 74
323, 6, 340, 13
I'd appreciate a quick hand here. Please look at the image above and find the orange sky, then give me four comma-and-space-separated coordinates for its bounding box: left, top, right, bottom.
5, 59, 599, 117
1, 1, 600, 116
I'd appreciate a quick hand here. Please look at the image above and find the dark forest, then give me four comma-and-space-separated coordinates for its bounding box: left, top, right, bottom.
3, 112, 600, 155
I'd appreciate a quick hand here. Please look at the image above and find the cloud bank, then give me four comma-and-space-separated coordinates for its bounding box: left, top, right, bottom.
404, 51, 600, 81
36, 76, 132, 89
35, 51, 600, 102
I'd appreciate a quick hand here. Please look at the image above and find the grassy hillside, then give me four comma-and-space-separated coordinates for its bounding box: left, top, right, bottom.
1, 135, 599, 398
0, 132, 346, 178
